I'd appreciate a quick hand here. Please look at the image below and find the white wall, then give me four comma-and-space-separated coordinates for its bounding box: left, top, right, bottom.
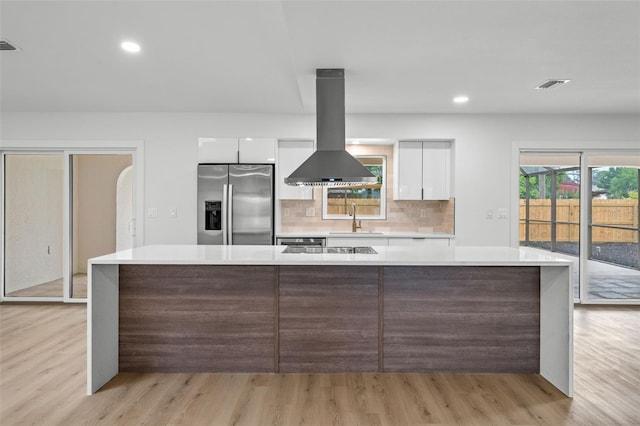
73, 155, 132, 274
2, 112, 638, 247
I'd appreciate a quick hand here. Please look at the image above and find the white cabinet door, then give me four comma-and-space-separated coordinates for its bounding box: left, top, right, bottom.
394, 141, 423, 200
239, 138, 276, 164
422, 142, 451, 200
387, 237, 451, 247
326, 237, 388, 247
277, 140, 314, 200
198, 137, 239, 163
394, 141, 452, 200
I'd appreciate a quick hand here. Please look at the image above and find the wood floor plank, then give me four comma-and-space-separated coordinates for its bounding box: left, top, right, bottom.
1, 303, 639, 425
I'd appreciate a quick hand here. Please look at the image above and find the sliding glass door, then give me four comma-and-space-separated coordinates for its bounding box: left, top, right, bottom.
585, 154, 639, 301
3, 154, 65, 299
70, 154, 133, 299
520, 151, 639, 304
2, 150, 135, 302
520, 153, 581, 300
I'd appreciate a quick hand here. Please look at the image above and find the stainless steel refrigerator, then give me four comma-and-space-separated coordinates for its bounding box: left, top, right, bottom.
197, 164, 274, 245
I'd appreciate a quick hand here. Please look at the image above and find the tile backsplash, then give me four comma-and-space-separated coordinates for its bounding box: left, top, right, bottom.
280, 144, 454, 234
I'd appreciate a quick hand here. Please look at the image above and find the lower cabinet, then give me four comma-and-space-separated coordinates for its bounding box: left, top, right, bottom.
118, 264, 539, 374
119, 265, 277, 372
387, 237, 451, 247
326, 237, 388, 247
383, 266, 540, 373
327, 236, 453, 247
278, 266, 379, 372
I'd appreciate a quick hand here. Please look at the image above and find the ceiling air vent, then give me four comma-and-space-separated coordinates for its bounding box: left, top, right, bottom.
535, 79, 571, 90
0, 39, 20, 51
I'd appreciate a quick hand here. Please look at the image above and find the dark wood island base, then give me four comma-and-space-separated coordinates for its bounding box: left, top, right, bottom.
118, 265, 540, 374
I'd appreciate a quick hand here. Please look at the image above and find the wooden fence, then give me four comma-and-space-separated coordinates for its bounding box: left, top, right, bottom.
327, 198, 381, 216
519, 199, 638, 243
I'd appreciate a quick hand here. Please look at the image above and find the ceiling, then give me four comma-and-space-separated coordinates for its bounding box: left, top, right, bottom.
1, 1, 639, 114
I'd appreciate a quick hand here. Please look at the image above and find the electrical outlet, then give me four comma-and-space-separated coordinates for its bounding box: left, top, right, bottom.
497, 208, 507, 219
306, 207, 315, 217
420, 209, 427, 218
486, 209, 494, 219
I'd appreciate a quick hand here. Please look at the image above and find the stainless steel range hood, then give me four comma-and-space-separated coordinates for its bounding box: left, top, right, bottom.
285, 69, 376, 186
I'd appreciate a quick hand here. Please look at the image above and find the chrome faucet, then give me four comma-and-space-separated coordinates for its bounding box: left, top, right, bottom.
350, 202, 362, 232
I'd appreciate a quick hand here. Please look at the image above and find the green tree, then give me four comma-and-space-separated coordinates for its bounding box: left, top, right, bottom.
592, 167, 639, 199
520, 175, 539, 199
520, 170, 579, 199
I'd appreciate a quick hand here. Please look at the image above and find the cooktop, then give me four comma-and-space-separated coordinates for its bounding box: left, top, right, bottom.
282, 246, 378, 254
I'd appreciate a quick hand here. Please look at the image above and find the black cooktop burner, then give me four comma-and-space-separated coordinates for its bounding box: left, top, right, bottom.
282, 246, 377, 254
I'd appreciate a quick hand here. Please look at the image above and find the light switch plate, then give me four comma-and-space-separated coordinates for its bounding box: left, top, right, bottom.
147, 207, 158, 218
497, 208, 507, 219
169, 208, 178, 218
486, 209, 494, 219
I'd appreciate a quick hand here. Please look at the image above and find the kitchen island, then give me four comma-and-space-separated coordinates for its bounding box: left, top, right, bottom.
88, 245, 572, 396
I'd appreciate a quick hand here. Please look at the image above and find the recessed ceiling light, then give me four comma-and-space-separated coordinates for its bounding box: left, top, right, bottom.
535, 79, 571, 90
120, 41, 141, 53
0, 38, 20, 51
453, 96, 469, 104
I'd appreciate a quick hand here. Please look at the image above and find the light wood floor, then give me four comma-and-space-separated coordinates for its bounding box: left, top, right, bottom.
1, 304, 638, 425
5, 274, 87, 298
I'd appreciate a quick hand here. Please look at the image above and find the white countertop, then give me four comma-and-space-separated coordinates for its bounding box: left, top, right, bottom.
277, 232, 454, 239
89, 245, 570, 267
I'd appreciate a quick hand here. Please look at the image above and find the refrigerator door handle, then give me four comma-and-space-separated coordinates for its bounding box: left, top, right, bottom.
228, 184, 233, 245
222, 184, 228, 245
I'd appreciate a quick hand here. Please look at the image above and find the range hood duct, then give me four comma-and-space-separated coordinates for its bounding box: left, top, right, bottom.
285, 69, 376, 186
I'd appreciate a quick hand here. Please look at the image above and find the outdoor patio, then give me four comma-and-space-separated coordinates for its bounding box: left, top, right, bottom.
522, 246, 640, 301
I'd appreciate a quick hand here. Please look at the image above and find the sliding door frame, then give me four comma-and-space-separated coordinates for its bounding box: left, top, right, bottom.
512, 142, 639, 305
1, 140, 144, 303
580, 151, 640, 305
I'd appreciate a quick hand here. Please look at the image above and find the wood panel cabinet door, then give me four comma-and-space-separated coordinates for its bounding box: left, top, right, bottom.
279, 266, 379, 372
383, 266, 540, 373
119, 264, 277, 373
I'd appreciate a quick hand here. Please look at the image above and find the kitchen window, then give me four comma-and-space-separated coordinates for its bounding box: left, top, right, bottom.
322, 155, 386, 220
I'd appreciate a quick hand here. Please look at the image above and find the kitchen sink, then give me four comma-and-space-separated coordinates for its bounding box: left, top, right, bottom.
282, 246, 378, 254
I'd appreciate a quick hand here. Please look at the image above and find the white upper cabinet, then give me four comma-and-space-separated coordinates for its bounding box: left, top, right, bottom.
239, 138, 276, 164
394, 141, 452, 200
277, 140, 314, 200
421, 142, 451, 200
198, 137, 239, 163
198, 137, 276, 164
395, 141, 423, 200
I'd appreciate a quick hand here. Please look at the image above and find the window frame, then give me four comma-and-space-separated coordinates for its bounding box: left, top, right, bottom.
321, 155, 387, 220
